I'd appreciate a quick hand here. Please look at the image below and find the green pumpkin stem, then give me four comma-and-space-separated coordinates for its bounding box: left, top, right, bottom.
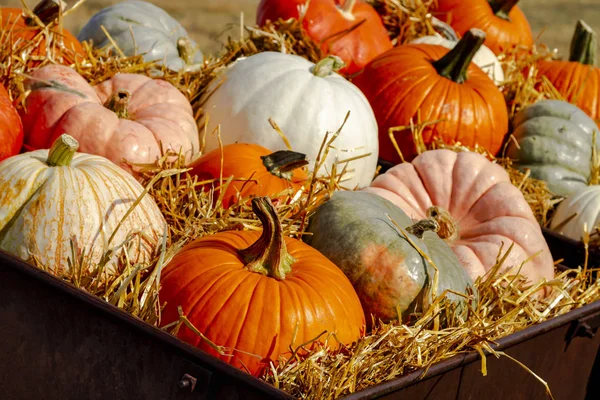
261, 150, 309, 180
488, 0, 520, 21
104, 89, 132, 119
569, 20, 597, 66
432, 28, 486, 84
26, 0, 64, 27
238, 197, 296, 280
312, 55, 346, 77
47, 134, 79, 167
177, 37, 196, 65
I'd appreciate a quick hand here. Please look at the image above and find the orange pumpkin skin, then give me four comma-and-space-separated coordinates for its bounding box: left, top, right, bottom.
159, 211, 366, 376
257, 0, 393, 75
352, 34, 509, 163
431, 0, 534, 55
0, 85, 23, 162
188, 143, 308, 209
1, 1, 85, 68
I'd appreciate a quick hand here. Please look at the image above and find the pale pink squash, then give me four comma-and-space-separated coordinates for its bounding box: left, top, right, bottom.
20, 64, 200, 171
364, 149, 554, 288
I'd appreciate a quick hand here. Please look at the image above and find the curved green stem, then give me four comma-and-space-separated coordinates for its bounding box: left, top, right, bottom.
261, 150, 309, 180
312, 55, 345, 77
432, 28, 486, 84
104, 89, 132, 119
47, 134, 79, 167
238, 197, 295, 280
488, 0, 520, 21
569, 20, 597, 65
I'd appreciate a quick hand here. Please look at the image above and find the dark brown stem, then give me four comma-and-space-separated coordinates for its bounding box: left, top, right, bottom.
427, 206, 459, 241
47, 134, 79, 167
25, 0, 64, 27
261, 150, 309, 180
406, 219, 439, 239
488, 0, 520, 21
177, 37, 196, 65
569, 20, 597, 65
104, 89, 132, 119
432, 28, 486, 84
238, 197, 295, 280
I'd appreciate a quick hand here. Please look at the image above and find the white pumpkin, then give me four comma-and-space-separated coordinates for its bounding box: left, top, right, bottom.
550, 185, 600, 241
200, 52, 379, 189
0, 134, 167, 276
411, 35, 505, 85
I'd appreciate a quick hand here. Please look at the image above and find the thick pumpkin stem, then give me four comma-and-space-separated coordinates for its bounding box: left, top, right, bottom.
488, 0, 519, 21
25, 0, 65, 27
177, 37, 196, 65
427, 206, 459, 242
104, 89, 132, 119
569, 20, 597, 65
406, 219, 440, 239
238, 197, 296, 280
432, 28, 486, 84
47, 134, 79, 167
312, 55, 346, 77
261, 150, 309, 180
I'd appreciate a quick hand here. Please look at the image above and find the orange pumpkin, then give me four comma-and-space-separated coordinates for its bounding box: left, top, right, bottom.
188, 143, 308, 209
0, 84, 23, 162
352, 28, 509, 163
431, 0, 534, 55
1, 0, 85, 68
159, 197, 365, 377
537, 20, 600, 125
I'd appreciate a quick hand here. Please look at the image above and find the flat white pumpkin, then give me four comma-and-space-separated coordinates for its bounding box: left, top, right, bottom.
0, 135, 167, 276
200, 51, 379, 189
411, 35, 505, 85
550, 185, 600, 241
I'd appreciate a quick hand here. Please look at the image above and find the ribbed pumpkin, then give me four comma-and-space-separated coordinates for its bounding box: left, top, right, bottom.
188, 143, 308, 209
537, 20, 600, 125
1, 0, 84, 68
550, 185, 600, 242
256, 0, 393, 75
353, 29, 508, 164
159, 197, 365, 377
431, 0, 534, 55
0, 85, 23, 162
0, 134, 166, 276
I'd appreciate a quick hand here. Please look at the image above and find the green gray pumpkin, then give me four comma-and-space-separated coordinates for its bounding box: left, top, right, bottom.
77, 0, 203, 71
505, 99, 599, 197
305, 191, 476, 326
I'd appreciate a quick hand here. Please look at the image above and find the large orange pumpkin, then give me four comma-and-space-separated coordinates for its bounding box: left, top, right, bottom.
352, 28, 509, 163
159, 197, 365, 376
188, 143, 308, 209
537, 20, 600, 125
0, 85, 23, 162
1, 0, 85, 68
431, 0, 534, 55
256, 0, 393, 75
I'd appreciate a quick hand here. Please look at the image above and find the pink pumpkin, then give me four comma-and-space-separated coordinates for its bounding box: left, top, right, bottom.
20, 65, 200, 171
364, 149, 554, 288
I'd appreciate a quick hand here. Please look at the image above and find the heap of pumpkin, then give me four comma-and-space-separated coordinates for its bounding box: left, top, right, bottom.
0, 0, 599, 395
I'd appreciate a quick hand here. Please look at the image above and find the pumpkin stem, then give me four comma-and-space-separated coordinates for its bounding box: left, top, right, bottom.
406, 219, 440, 239
427, 206, 459, 241
47, 134, 79, 167
432, 28, 486, 84
25, 0, 65, 27
261, 150, 309, 180
238, 197, 295, 280
488, 0, 520, 21
177, 37, 196, 65
104, 89, 132, 119
569, 20, 597, 66
311, 55, 346, 77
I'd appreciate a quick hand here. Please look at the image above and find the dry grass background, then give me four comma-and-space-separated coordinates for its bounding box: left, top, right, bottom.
3, 0, 600, 58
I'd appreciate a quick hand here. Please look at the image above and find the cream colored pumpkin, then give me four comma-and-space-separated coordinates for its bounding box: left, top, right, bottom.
550, 185, 600, 241
200, 52, 379, 189
0, 135, 167, 275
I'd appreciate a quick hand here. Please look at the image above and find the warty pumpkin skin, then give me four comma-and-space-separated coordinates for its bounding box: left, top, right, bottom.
305, 190, 475, 326
200, 52, 379, 189
0, 84, 23, 162
352, 29, 508, 164
77, 0, 204, 71
159, 197, 365, 377
504, 99, 599, 197
257, 0, 393, 75
0, 134, 167, 276
431, 0, 534, 55
20, 64, 200, 171
188, 143, 308, 209
364, 149, 555, 289
550, 185, 600, 242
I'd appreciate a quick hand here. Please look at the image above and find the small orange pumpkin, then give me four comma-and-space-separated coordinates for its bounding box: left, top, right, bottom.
159, 197, 366, 376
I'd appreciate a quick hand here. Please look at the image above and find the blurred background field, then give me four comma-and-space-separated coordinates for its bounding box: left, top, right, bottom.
4, 0, 600, 58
